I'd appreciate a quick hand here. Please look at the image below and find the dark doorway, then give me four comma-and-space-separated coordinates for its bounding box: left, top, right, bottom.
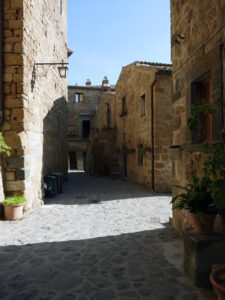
122, 151, 127, 178
69, 152, 77, 170
82, 120, 90, 138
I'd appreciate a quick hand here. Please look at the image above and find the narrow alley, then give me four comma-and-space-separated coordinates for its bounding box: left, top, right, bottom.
0, 172, 205, 300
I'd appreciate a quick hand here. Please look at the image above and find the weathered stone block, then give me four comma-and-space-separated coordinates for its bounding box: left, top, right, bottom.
5, 98, 27, 108
4, 180, 25, 192
173, 115, 181, 129
170, 147, 181, 161
183, 228, 225, 288
16, 169, 30, 180
11, 0, 23, 8
6, 156, 24, 168
4, 172, 15, 181
8, 20, 23, 29
4, 54, 22, 66
4, 131, 22, 149
11, 108, 24, 131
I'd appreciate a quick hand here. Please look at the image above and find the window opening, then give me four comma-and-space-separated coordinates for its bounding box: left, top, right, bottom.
191, 76, 213, 143
82, 120, 90, 138
75, 93, 84, 103
138, 144, 143, 166
107, 104, 111, 129
122, 97, 127, 114
140, 94, 145, 116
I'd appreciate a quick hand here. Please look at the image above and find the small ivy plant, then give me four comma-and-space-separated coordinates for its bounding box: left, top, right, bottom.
0, 133, 11, 156
138, 145, 151, 154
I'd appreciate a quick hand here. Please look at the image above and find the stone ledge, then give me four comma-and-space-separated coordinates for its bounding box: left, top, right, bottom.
4, 180, 25, 192
183, 228, 225, 288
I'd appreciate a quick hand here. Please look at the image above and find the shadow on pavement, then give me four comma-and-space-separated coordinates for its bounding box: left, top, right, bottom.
0, 224, 201, 300
45, 171, 171, 206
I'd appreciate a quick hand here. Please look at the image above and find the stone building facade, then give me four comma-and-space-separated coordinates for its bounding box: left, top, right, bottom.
68, 78, 115, 170
115, 62, 173, 192
85, 90, 116, 177
0, 0, 68, 210
170, 0, 225, 232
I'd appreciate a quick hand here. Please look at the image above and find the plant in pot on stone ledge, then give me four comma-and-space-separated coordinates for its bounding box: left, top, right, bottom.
3, 195, 26, 221
171, 174, 217, 234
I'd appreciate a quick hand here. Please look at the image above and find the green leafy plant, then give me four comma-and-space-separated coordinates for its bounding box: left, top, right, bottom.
122, 146, 135, 153
3, 195, 26, 206
138, 145, 151, 154
127, 147, 135, 153
0, 133, 11, 156
171, 175, 215, 214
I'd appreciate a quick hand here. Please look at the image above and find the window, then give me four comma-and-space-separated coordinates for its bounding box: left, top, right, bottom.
120, 97, 127, 117
82, 120, 90, 138
140, 94, 145, 116
75, 93, 84, 103
138, 144, 143, 166
191, 76, 213, 143
106, 104, 111, 129
60, 0, 63, 15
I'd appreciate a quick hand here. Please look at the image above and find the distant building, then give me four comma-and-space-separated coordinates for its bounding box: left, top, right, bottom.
68, 77, 115, 170
85, 62, 173, 192
115, 62, 173, 192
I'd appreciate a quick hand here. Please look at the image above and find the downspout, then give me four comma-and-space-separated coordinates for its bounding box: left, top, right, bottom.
0, 0, 3, 125
151, 78, 157, 192
220, 44, 224, 130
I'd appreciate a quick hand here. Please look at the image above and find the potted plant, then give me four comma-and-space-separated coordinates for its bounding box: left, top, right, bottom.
3, 195, 26, 220
210, 266, 225, 300
171, 174, 217, 234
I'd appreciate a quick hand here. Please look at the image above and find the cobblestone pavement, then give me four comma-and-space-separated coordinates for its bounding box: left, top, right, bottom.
0, 171, 206, 300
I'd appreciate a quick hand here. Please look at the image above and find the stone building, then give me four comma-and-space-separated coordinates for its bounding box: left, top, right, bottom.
0, 0, 68, 210
114, 62, 173, 192
68, 77, 115, 170
170, 0, 225, 233
85, 88, 116, 177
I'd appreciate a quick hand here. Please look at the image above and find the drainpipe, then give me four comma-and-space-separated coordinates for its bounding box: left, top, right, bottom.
220, 44, 224, 130
151, 78, 157, 192
0, 0, 3, 125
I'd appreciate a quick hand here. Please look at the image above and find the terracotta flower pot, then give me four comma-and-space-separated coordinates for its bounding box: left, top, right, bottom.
3, 203, 24, 220
190, 212, 216, 234
210, 267, 225, 300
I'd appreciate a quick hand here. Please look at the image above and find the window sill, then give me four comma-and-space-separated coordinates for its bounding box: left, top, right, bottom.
170, 142, 223, 152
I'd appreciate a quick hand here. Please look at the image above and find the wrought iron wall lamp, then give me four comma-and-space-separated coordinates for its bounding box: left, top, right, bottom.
31, 61, 68, 91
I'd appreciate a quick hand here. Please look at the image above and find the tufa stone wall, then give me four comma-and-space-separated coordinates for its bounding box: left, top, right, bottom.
68, 81, 115, 171
170, 0, 225, 232
85, 91, 117, 176
115, 62, 173, 192
2, 0, 68, 210
68, 86, 101, 137
93, 92, 116, 130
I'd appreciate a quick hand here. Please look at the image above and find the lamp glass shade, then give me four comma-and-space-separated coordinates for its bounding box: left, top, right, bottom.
58, 66, 68, 78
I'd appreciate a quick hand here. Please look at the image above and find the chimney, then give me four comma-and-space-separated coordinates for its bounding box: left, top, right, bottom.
102, 76, 110, 87
86, 78, 91, 86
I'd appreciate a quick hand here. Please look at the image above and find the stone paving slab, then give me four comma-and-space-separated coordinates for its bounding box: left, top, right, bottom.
0, 171, 206, 299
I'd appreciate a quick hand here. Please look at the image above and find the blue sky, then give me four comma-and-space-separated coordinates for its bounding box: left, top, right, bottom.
67, 0, 171, 86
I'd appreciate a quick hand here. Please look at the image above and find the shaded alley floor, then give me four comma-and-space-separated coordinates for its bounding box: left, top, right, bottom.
0, 171, 206, 300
